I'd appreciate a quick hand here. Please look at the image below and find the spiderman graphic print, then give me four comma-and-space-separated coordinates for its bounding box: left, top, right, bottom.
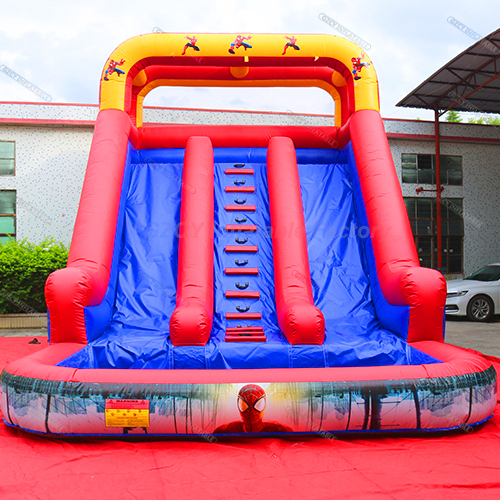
213, 384, 293, 434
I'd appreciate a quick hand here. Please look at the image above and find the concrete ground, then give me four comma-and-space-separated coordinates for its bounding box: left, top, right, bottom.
1, 319, 499, 357
0, 328, 48, 338
445, 316, 500, 357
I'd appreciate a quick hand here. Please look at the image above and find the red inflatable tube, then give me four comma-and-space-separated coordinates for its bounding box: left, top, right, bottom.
139, 124, 340, 150
267, 137, 325, 345
128, 61, 354, 125
45, 110, 136, 344
169, 136, 214, 346
349, 110, 447, 343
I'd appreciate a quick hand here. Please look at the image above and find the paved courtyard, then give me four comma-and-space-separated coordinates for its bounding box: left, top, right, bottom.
1, 318, 499, 358
444, 316, 500, 357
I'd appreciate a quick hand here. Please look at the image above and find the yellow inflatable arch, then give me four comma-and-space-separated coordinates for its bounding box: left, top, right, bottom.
99, 33, 380, 127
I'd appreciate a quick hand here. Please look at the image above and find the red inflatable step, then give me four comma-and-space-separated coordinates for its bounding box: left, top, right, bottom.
225, 225, 257, 232
225, 245, 258, 253
226, 327, 264, 333
225, 291, 260, 299
225, 205, 256, 212
225, 168, 254, 175
226, 312, 262, 320
225, 186, 255, 193
225, 335, 266, 343
225, 268, 259, 275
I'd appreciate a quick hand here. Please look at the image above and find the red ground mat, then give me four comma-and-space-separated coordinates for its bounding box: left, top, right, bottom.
1, 337, 500, 500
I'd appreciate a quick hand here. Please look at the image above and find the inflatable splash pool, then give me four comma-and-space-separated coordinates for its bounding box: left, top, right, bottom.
0, 33, 496, 437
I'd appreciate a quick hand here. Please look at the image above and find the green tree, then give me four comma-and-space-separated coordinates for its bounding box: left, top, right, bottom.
468, 116, 485, 124
467, 115, 500, 125
486, 116, 500, 125
0, 238, 68, 314
445, 110, 462, 122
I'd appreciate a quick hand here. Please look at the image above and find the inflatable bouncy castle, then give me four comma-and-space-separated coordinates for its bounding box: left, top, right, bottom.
0, 33, 496, 437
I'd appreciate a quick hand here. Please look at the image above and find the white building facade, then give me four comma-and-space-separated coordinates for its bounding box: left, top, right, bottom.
1, 101, 499, 278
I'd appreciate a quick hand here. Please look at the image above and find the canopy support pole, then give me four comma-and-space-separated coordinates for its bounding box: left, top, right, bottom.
434, 105, 442, 272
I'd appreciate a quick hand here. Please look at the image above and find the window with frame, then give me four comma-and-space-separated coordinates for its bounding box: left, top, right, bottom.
0, 190, 16, 243
401, 153, 462, 185
0, 141, 15, 176
404, 197, 463, 274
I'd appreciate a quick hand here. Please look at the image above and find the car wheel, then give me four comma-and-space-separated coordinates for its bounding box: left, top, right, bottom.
466, 295, 494, 322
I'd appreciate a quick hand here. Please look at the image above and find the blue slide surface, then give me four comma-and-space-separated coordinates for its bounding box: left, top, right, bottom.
59, 147, 439, 370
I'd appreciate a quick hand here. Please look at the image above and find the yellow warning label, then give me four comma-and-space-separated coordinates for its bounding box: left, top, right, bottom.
105, 408, 150, 427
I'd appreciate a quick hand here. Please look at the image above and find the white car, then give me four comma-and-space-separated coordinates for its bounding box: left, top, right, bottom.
446, 263, 500, 322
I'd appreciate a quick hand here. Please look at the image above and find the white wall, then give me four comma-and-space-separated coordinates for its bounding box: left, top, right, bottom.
0, 125, 92, 245
1, 103, 500, 278
0, 102, 334, 247
387, 119, 500, 276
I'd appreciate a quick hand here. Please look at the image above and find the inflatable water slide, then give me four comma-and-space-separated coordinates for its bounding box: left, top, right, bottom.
1, 33, 496, 436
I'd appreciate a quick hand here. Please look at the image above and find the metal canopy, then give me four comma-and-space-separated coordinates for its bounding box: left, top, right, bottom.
397, 28, 500, 116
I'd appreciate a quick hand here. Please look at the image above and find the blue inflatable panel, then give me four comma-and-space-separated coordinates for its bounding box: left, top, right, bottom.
59, 147, 440, 370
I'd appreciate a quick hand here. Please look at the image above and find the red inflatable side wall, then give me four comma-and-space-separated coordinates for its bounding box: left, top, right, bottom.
5, 338, 492, 387
169, 136, 214, 346
45, 110, 136, 344
349, 110, 447, 343
267, 137, 325, 345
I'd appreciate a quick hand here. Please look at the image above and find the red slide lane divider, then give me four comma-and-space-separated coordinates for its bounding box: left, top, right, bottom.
169, 136, 214, 346
267, 137, 325, 345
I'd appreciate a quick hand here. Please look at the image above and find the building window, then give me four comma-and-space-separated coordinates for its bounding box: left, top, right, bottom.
0, 190, 16, 243
404, 197, 463, 274
0, 141, 15, 176
401, 154, 462, 185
